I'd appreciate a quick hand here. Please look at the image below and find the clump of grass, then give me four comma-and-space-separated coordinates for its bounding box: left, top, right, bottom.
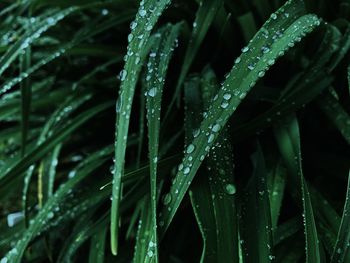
0, 0, 350, 262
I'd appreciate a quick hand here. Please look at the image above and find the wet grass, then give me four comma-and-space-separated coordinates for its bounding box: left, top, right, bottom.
0, 0, 350, 262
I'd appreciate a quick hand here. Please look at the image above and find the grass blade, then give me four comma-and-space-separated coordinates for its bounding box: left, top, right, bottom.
185, 77, 218, 262
144, 23, 181, 263
331, 170, 350, 263
200, 68, 239, 262
274, 115, 321, 263
0, 102, 113, 190
268, 161, 287, 230
111, 0, 172, 255
158, 0, 321, 236
19, 43, 31, 156
3, 146, 113, 262
166, 0, 224, 111
317, 89, 350, 144
1, 12, 133, 94
0, 7, 77, 79
133, 197, 152, 262
240, 144, 273, 263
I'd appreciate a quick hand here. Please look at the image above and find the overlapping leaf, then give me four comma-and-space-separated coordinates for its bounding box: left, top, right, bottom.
158, 0, 322, 236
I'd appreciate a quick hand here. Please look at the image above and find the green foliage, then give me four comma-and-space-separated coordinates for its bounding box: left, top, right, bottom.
0, 0, 350, 262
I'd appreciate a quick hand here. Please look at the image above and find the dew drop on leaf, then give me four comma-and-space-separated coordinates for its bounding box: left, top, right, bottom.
139, 9, 147, 17
119, 69, 127, 81
183, 167, 190, 175
225, 184, 236, 195
163, 193, 172, 205
223, 93, 231, 100
248, 64, 255, 70
221, 101, 229, 109
212, 124, 221, 132
193, 129, 200, 138
208, 134, 215, 143
147, 88, 157, 97
186, 144, 195, 154
241, 47, 249, 53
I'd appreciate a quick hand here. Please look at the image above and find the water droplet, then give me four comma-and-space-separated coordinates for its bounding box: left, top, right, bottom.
223, 93, 231, 100
186, 144, 195, 154
163, 193, 172, 205
258, 71, 265, 77
271, 13, 277, 20
225, 184, 236, 195
212, 124, 221, 132
248, 64, 255, 70
119, 70, 127, 81
7, 211, 23, 227
116, 98, 122, 113
267, 59, 275, 65
47, 211, 54, 219
239, 92, 246, 99
149, 241, 155, 247
47, 17, 55, 25
208, 134, 215, 143
221, 101, 229, 109
242, 47, 249, 53
235, 57, 241, 64
101, 9, 109, 15
184, 167, 190, 174
147, 88, 157, 97
261, 46, 270, 54
1, 257, 8, 263
139, 9, 147, 17
130, 21, 137, 30
193, 129, 200, 138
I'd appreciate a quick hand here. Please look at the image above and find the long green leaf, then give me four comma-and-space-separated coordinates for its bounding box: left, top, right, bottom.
331, 170, 350, 263
166, 0, 223, 113
274, 115, 321, 263
4, 146, 113, 262
200, 68, 239, 262
1, 12, 133, 94
144, 23, 181, 263
19, 40, 31, 157
158, 0, 321, 237
0, 7, 77, 79
89, 224, 107, 263
240, 145, 273, 263
185, 77, 218, 262
268, 161, 287, 230
111, 0, 172, 255
0, 102, 113, 190
318, 89, 350, 144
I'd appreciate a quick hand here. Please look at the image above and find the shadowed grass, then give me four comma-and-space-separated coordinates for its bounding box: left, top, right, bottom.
0, 0, 350, 262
